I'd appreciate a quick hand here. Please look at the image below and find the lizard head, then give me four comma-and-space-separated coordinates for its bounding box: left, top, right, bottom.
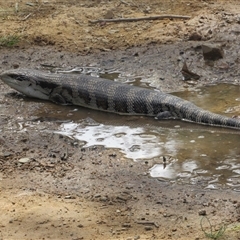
0, 69, 52, 100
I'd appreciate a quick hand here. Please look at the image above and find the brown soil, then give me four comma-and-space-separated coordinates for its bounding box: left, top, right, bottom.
0, 1, 240, 239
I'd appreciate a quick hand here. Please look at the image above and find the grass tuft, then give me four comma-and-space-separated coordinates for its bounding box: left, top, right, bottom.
200, 216, 226, 239
0, 34, 20, 47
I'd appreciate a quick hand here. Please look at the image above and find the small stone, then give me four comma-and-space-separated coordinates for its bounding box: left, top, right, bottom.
12, 63, 19, 69
109, 152, 117, 157
18, 157, 31, 163
3, 152, 12, 157
202, 44, 224, 61
104, 10, 114, 19
198, 209, 207, 216
189, 32, 202, 41
144, 226, 153, 231
122, 223, 131, 228
64, 195, 76, 199
100, 197, 107, 202
134, 236, 140, 240
77, 224, 84, 228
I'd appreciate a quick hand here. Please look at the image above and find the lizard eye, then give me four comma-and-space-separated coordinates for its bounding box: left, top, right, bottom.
8, 74, 29, 81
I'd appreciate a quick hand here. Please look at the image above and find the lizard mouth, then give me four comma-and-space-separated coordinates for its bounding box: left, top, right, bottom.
0, 72, 50, 100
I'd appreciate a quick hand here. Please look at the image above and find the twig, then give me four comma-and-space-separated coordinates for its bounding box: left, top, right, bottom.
21, 13, 32, 21
89, 14, 190, 24
40, 64, 59, 68
135, 221, 159, 228
15, 2, 19, 12
26, 2, 35, 6
120, 0, 131, 5
181, 61, 200, 80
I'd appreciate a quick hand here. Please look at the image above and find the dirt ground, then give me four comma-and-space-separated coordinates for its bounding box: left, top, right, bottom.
1, 0, 240, 239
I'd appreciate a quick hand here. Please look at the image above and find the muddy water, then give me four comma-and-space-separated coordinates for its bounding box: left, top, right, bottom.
54, 119, 240, 190
20, 72, 240, 190
148, 83, 240, 190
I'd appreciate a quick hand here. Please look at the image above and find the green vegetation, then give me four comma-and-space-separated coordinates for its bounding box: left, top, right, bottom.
200, 217, 226, 240
0, 34, 20, 47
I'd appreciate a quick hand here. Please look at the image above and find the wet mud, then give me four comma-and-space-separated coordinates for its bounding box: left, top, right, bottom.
1, 0, 240, 239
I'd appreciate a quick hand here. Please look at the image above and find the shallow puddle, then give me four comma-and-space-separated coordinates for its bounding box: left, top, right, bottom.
54, 118, 240, 190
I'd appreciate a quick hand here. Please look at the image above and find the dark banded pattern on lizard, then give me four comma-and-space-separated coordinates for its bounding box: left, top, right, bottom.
0, 68, 240, 130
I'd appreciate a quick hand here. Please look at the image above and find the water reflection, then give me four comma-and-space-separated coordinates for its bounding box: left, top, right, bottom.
55, 122, 162, 159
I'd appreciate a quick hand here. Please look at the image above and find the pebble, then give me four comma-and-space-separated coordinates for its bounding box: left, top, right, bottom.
3, 152, 12, 157
202, 44, 224, 61
189, 32, 202, 41
144, 226, 153, 231
12, 63, 19, 69
134, 236, 140, 240
198, 209, 207, 216
100, 197, 107, 202
122, 223, 131, 228
64, 195, 76, 199
18, 157, 31, 163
